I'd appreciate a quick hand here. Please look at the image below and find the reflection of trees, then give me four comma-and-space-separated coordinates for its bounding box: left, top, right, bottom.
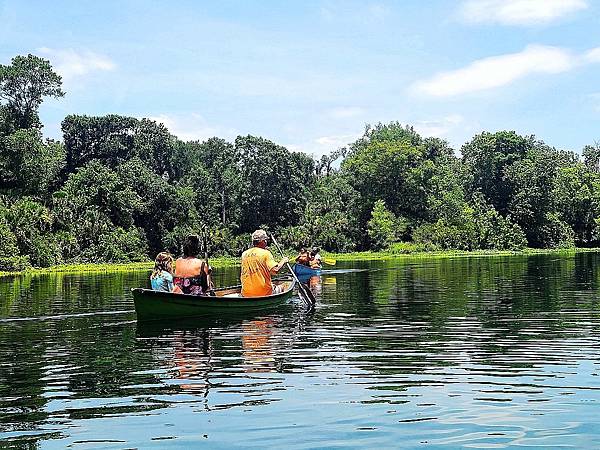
322, 254, 600, 401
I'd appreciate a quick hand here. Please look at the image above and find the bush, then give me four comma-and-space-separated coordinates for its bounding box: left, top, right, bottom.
0, 219, 19, 258
413, 220, 477, 251
0, 255, 31, 271
81, 227, 148, 263
367, 200, 397, 250
537, 213, 575, 249
388, 242, 431, 254
413, 196, 527, 251
27, 234, 62, 267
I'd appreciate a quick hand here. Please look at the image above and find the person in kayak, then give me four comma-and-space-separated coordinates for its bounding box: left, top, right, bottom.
295, 247, 311, 266
150, 252, 182, 293
241, 229, 288, 297
310, 247, 322, 269
174, 235, 212, 295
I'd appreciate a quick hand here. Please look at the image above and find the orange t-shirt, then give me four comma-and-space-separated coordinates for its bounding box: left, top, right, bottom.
241, 247, 277, 297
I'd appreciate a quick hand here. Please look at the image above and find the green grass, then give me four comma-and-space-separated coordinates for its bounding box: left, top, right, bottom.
2, 247, 599, 278
0, 257, 240, 278
326, 247, 600, 262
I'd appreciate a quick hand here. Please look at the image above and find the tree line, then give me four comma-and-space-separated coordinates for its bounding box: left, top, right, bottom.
2, 54, 600, 271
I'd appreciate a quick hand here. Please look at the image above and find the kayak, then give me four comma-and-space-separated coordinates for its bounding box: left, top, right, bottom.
132, 278, 296, 321
293, 263, 322, 277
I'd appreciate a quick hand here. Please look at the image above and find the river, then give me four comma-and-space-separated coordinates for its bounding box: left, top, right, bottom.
2, 253, 600, 448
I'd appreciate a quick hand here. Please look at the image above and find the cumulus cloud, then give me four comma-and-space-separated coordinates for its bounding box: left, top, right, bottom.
37, 47, 115, 82
148, 113, 237, 142
414, 44, 583, 97
459, 0, 587, 26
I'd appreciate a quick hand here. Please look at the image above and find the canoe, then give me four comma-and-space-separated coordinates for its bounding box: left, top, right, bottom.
293, 263, 322, 277
132, 278, 296, 321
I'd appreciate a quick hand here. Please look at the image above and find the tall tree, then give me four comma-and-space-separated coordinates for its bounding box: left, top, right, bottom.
461, 131, 533, 214
0, 54, 64, 130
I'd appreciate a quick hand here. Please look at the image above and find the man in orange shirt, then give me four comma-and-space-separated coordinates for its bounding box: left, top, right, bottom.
241, 229, 289, 297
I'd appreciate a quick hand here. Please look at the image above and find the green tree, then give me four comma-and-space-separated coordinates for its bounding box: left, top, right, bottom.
342, 122, 463, 246
61, 115, 177, 176
367, 200, 397, 250
583, 143, 600, 173
236, 135, 314, 232
554, 163, 600, 246
462, 131, 534, 214
504, 146, 577, 247
180, 138, 242, 228
0, 129, 65, 197
4, 197, 61, 266
0, 54, 64, 130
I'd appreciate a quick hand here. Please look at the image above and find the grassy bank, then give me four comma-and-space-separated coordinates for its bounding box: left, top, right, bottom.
2, 247, 600, 278
328, 247, 600, 262
0, 257, 240, 278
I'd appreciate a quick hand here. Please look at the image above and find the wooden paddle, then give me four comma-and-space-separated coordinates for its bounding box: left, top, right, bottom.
202, 226, 216, 295
270, 234, 316, 307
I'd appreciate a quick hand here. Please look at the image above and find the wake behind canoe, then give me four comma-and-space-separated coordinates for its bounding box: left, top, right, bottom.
132, 278, 296, 321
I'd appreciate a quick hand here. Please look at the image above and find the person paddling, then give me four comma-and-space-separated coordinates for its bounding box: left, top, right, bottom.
241, 229, 288, 297
174, 235, 212, 295
295, 247, 311, 266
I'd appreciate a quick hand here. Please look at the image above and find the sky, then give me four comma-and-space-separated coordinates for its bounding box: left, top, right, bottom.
1, 0, 600, 156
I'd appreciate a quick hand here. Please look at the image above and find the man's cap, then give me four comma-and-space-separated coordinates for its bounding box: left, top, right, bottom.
252, 229, 268, 241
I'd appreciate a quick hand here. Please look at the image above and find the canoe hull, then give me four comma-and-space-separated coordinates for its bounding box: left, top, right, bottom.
293, 264, 321, 277
133, 278, 295, 321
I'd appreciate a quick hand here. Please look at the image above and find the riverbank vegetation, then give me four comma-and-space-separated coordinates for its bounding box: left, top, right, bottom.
3, 54, 600, 272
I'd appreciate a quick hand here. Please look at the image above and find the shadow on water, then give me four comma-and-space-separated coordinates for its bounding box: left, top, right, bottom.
3, 253, 600, 448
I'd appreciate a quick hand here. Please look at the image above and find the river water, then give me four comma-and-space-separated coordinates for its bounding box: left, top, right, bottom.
2, 254, 600, 449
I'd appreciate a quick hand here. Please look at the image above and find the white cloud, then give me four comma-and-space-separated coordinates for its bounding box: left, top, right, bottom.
327, 106, 365, 119
413, 115, 464, 138
584, 47, 600, 63
315, 134, 357, 148
414, 45, 578, 97
37, 47, 115, 82
148, 113, 237, 142
459, 0, 587, 26
284, 133, 360, 158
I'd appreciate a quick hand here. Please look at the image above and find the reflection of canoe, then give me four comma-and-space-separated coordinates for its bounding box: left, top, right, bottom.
293, 264, 321, 277
132, 278, 296, 321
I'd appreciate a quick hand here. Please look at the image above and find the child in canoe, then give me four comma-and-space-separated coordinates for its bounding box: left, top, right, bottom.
151, 252, 183, 293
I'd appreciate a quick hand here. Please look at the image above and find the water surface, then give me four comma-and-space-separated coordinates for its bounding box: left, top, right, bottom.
2, 254, 600, 448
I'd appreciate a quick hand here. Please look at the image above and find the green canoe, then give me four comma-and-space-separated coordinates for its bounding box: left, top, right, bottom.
132, 278, 296, 321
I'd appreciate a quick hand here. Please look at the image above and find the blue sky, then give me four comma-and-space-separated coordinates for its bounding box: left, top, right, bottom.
1, 0, 600, 156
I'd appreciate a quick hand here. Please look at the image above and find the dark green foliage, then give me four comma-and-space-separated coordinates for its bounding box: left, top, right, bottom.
236, 135, 315, 232
80, 227, 148, 263
3, 197, 61, 267
413, 194, 526, 251
0, 129, 65, 197
61, 115, 176, 176
367, 200, 397, 250
178, 138, 241, 229
462, 131, 534, 214
341, 123, 464, 248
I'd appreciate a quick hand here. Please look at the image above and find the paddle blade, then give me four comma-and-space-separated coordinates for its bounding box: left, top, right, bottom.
323, 258, 336, 266
298, 282, 316, 305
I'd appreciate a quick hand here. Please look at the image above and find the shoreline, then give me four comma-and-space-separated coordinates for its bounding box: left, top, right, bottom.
2, 247, 599, 278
